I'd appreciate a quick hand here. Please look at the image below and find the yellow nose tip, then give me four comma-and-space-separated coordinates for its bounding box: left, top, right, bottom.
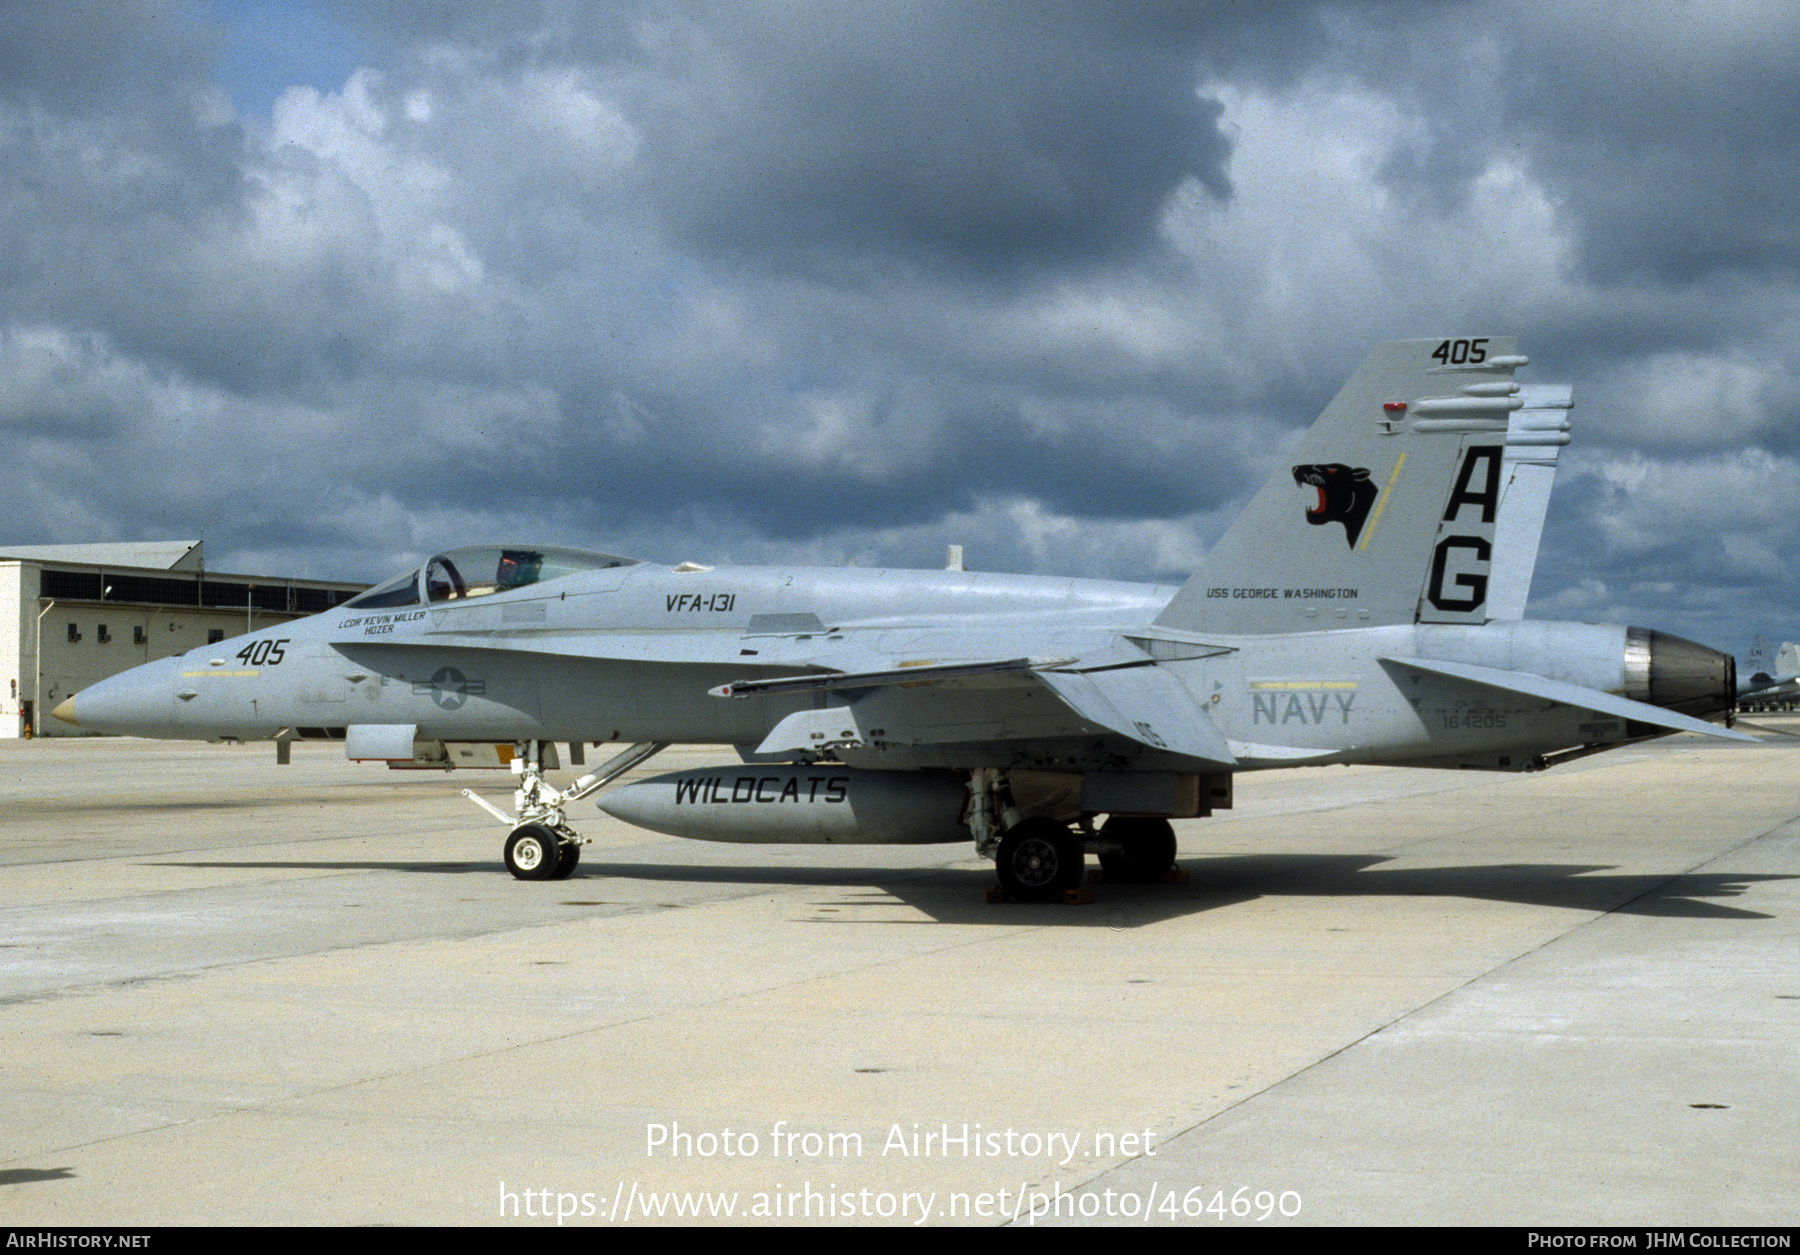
51, 697, 77, 726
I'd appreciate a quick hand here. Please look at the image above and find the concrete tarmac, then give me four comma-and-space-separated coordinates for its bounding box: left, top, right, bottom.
1, 730, 1795, 1227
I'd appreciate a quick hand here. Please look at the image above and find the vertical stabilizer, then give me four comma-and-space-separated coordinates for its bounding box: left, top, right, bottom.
1745, 634, 1776, 681
1778, 642, 1800, 678
1485, 384, 1575, 619
1156, 337, 1533, 635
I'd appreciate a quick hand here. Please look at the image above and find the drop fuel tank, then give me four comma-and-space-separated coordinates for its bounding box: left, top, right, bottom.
599, 765, 970, 844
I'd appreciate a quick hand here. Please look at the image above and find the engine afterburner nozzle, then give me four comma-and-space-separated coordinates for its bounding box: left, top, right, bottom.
1624, 628, 1737, 719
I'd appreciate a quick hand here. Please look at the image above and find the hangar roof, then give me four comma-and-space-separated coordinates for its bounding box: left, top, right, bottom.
0, 540, 205, 571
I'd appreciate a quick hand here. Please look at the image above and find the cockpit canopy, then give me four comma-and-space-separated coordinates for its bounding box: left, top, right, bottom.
344, 545, 638, 609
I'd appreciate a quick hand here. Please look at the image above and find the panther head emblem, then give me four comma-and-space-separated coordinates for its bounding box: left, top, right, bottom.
1292, 463, 1377, 549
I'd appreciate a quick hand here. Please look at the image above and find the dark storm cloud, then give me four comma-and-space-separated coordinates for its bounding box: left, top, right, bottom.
324, 1, 1342, 274
0, 2, 254, 386
1322, 2, 1800, 288
3, 0, 1799, 652
1495, 5, 1800, 286
0, 0, 212, 110
0, 0, 245, 206
615, 5, 1235, 273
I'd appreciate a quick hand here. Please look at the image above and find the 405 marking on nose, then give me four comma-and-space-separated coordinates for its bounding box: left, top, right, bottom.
234, 638, 290, 666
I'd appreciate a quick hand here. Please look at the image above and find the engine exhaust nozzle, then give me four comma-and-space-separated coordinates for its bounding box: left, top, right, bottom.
1624, 628, 1737, 719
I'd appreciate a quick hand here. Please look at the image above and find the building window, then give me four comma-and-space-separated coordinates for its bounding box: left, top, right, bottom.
133, 626, 146, 645
67, 623, 81, 643
97, 625, 111, 644
207, 629, 225, 644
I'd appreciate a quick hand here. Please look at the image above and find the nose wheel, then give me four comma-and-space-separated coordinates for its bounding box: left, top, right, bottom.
504, 823, 577, 881
554, 840, 580, 878
466, 740, 667, 881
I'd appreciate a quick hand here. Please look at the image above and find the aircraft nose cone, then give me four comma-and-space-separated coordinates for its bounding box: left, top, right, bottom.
60, 656, 187, 737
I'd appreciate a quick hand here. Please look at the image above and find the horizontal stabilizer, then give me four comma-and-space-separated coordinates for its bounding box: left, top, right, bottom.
1381, 655, 1758, 741
1034, 666, 1237, 765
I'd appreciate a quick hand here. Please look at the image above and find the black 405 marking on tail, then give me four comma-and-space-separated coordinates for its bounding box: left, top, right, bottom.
1430, 338, 1489, 365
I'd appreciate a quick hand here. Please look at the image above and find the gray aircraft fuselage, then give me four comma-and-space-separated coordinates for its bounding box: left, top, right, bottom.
62, 559, 1722, 775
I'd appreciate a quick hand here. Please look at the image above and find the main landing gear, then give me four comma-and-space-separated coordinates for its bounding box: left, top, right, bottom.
995, 817, 1087, 902
969, 769, 1182, 903
467, 740, 667, 881
1095, 816, 1178, 884
970, 768, 1088, 903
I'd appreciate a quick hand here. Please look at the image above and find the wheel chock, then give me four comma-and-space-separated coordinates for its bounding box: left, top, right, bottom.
1163, 865, 1190, 884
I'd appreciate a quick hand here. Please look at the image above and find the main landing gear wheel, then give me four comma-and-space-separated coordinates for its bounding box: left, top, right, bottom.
504, 824, 562, 881
1096, 816, 1178, 883
996, 818, 1086, 903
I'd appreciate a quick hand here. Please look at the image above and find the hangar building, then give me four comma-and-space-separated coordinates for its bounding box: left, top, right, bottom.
1, 541, 367, 738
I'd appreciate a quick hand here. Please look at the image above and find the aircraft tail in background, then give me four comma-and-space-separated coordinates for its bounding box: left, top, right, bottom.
1739, 636, 1800, 701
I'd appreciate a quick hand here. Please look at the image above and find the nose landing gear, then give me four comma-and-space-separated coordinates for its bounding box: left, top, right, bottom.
503, 822, 569, 880
466, 740, 667, 880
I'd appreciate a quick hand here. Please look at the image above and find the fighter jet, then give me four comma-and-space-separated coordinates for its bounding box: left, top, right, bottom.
56, 338, 1750, 900
1736, 636, 1800, 712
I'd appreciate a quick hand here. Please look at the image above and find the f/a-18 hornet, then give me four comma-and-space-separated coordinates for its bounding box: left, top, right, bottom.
59, 338, 1750, 899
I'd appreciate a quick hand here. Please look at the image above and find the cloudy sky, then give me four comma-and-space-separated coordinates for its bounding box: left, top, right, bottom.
3, 0, 1797, 652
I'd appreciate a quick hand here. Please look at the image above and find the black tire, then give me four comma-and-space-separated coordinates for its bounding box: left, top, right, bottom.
996, 818, 1085, 902
504, 824, 561, 880
550, 839, 581, 880
1096, 816, 1177, 883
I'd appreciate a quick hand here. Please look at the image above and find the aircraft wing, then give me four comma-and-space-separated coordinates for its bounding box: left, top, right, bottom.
338, 627, 869, 668
1030, 666, 1236, 765
709, 656, 1057, 698
337, 621, 1144, 676
1381, 655, 1759, 742
345, 611, 1231, 759
741, 655, 1237, 765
